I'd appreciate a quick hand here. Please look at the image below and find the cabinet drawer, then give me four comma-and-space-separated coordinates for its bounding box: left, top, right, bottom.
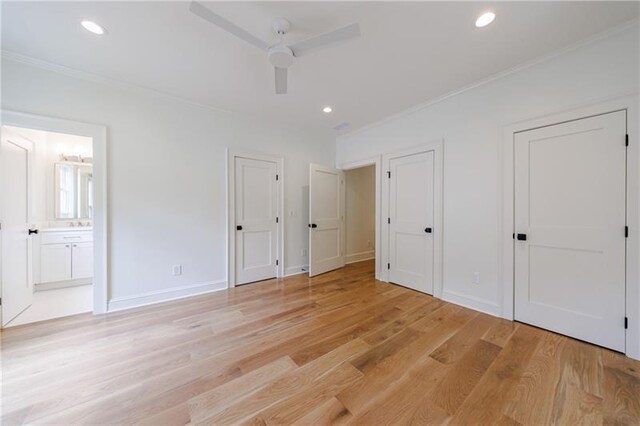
41, 231, 93, 245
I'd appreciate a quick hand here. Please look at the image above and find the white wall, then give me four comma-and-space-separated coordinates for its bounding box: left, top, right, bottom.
345, 165, 375, 263
337, 25, 639, 316
2, 58, 335, 306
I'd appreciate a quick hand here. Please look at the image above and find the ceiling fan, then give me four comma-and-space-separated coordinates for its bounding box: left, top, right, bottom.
189, 1, 361, 94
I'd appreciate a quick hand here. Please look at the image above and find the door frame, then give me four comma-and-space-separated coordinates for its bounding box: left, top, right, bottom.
227, 148, 284, 287
0, 109, 109, 315
500, 93, 639, 359
340, 157, 382, 280
381, 141, 444, 298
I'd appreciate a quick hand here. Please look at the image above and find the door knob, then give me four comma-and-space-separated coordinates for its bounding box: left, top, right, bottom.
28, 229, 38, 235
516, 233, 527, 241
311, 224, 318, 228
424, 227, 432, 233
236, 225, 243, 231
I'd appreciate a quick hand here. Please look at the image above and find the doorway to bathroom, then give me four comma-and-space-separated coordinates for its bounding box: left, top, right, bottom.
0, 111, 108, 326
1, 125, 94, 326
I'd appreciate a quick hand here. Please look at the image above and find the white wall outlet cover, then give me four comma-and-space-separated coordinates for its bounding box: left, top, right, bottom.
172, 265, 183, 276
472, 272, 480, 284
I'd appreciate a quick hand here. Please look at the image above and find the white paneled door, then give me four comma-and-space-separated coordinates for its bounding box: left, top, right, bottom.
1, 128, 34, 326
387, 151, 435, 294
514, 111, 626, 352
234, 157, 278, 285
309, 164, 345, 277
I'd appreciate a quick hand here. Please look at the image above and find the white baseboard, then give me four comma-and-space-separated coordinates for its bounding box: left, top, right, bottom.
107, 280, 227, 312
35, 278, 92, 292
345, 251, 375, 264
285, 265, 308, 277
442, 289, 501, 317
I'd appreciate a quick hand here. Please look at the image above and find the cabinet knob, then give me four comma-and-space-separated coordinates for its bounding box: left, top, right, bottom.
65, 244, 70, 247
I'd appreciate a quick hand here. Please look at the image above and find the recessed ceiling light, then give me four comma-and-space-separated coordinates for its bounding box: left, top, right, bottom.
322, 106, 333, 113
475, 12, 495, 28
81, 20, 106, 35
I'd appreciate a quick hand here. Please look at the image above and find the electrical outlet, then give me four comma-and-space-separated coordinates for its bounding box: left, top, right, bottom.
301, 248, 307, 257
172, 265, 183, 276
472, 272, 480, 285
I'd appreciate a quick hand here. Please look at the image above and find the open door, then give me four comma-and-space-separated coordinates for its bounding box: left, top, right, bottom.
309, 164, 345, 277
1, 128, 34, 326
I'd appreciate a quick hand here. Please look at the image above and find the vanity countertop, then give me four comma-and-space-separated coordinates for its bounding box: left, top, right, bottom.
41, 227, 93, 233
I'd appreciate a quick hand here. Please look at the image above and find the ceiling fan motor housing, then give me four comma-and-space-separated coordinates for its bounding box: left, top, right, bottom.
268, 44, 295, 68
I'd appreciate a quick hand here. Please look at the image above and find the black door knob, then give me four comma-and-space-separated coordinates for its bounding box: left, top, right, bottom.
236, 225, 243, 231
28, 229, 38, 235
311, 224, 318, 228
516, 233, 527, 241
424, 227, 432, 233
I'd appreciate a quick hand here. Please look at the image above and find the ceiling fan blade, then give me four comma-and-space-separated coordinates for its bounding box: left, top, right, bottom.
189, 1, 270, 51
289, 23, 360, 57
275, 67, 287, 94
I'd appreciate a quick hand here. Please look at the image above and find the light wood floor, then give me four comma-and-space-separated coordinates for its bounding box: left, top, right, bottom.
2, 260, 639, 425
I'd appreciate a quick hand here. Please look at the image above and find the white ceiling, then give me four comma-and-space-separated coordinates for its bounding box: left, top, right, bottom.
2, 1, 638, 133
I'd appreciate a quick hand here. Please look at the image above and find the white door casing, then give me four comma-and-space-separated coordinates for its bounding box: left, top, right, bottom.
234, 157, 279, 285
309, 164, 345, 277
1, 110, 108, 315
0, 128, 34, 326
514, 110, 626, 352
387, 151, 435, 294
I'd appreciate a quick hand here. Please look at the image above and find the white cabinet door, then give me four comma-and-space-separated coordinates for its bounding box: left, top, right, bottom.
41, 244, 72, 283
235, 157, 278, 285
309, 164, 345, 277
387, 151, 434, 294
514, 110, 626, 352
72, 242, 93, 279
0, 129, 34, 326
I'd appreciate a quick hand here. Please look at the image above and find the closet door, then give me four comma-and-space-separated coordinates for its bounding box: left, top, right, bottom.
387, 151, 434, 294
514, 111, 626, 351
234, 157, 278, 285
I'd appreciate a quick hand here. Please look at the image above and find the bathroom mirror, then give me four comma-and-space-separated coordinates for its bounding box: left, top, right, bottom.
54, 162, 93, 219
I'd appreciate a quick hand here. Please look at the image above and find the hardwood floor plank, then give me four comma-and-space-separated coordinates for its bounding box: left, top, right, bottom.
429, 312, 493, 365
448, 325, 543, 425
197, 338, 371, 425
291, 397, 353, 426
602, 365, 640, 425
347, 356, 447, 425
502, 332, 566, 425
337, 309, 466, 416
431, 338, 502, 415
188, 356, 297, 423
252, 362, 363, 425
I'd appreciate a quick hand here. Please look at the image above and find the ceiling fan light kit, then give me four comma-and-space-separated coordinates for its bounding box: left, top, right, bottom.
189, 1, 360, 94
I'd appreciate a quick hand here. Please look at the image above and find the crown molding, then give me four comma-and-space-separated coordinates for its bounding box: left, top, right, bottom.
1, 49, 335, 135
1, 49, 233, 116
338, 18, 639, 140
